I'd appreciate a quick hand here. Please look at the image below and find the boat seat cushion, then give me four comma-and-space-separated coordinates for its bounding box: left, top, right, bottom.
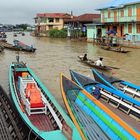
29, 91, 44, 108
25, 83, 37, 98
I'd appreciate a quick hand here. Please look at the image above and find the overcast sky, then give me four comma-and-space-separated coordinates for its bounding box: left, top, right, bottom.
0, 0, 112, 25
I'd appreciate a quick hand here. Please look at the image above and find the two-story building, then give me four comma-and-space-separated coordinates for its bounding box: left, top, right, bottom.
65, 14, 100, 38
34, 13, 72, 36
98, 0, 140, 41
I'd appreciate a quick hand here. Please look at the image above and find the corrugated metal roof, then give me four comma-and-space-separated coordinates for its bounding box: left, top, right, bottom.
97, 0, 140, 10
65, 14, 100, 22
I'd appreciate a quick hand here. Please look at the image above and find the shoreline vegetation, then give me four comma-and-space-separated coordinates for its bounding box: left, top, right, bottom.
48, 28, 67, 38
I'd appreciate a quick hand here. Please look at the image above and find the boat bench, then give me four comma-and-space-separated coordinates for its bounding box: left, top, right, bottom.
19, 76, 47, 116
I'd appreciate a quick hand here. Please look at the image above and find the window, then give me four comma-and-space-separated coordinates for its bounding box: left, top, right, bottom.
128, 7, 132, 17
48, 18, 54, 23
55, 18, 59, 23
136, 24, 140, 33
108, 9, 110, 18
128, 24, 132, 33
121, 9, 124, 17
48, 25, 53, 30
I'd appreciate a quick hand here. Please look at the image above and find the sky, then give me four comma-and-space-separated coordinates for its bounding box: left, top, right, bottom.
0, 0, 112, 25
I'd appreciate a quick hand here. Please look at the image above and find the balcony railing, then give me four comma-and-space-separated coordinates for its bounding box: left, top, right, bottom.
102, 15, 140, 23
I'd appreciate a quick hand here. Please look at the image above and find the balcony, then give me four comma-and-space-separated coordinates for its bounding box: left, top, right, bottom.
102, 15, 140, 23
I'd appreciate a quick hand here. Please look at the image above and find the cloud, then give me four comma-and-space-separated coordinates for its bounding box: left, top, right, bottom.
0, 0, 112, 24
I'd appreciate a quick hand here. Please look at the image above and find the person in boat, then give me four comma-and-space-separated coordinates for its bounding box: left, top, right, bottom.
83, 53, 88, 61
95, 57, 103, 66
91, 86, 100, 99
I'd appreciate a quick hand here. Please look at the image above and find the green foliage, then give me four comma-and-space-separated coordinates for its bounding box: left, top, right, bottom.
48, 28, 67, 38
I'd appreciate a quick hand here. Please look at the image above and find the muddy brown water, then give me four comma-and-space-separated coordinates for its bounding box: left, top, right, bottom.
0, 32, 140, 129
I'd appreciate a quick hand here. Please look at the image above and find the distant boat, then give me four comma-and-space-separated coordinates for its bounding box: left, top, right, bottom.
13, 40, 36, 52
21, 32, 25, 36
9, 60, 82, 140
13, 33, 17, 37
60, 74, 140, 140
100, 46, 130, 53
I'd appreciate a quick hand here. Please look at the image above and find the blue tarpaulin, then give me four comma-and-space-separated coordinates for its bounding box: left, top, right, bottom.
106, 29, 117, 35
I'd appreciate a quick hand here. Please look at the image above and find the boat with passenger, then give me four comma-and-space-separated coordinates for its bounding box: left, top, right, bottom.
70, 70, 140, 121
60, 74, 140, 140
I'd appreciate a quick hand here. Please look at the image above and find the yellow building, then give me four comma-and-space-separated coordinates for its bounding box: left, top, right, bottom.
34, 13, 72, 35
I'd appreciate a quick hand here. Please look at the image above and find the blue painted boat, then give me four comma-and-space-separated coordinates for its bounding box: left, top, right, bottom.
13, 40, 36, 52
70, 70, 140, 120
9, 61, 82, 140
60, 74, 140, 140
92, 69, 140, 103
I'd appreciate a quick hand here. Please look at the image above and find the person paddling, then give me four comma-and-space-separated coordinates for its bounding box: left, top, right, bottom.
83, 53, 88, 61
95, 57, 103, 66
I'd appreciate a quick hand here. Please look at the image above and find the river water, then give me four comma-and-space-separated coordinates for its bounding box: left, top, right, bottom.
0, 32, 140, 107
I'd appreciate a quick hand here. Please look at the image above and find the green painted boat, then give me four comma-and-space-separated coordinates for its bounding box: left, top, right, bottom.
9, 61, 82, 140
60, 74, 140, 140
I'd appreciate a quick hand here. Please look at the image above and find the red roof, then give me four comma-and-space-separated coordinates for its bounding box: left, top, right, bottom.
36, 13, 71, 19
65, 13, 101, 22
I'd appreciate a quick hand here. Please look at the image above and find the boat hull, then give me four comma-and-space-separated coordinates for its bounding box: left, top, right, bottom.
9, 62, 82, 140
78, 56, 111, 71
60, 74, 140, 140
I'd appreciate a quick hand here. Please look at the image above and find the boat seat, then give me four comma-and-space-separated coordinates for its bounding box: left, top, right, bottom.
25, 83, 37, 98
25, 88, 47, 116
30, 91, 45, 108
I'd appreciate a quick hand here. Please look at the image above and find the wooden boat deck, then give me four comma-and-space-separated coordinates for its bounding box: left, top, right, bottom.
100, 100, 140, 131
28, 114, 55, 131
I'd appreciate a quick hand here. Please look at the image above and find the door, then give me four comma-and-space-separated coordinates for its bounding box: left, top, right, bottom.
114, 10, 117, 22
121, 24, 124, 36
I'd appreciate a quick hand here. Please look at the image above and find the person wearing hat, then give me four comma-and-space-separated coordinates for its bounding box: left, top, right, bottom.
95, 57, 103, 66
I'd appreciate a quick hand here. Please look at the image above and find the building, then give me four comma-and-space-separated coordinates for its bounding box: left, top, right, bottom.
65, 14, 100, 38
86, 23, 106, 42
98, 0, 140, 41
34, 13, 72, 36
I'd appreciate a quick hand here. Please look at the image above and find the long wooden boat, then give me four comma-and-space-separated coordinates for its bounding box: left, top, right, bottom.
13, 40, 36, 52
78, 56, 112, 71
9, 61, 82, 140
70, 70, 140, 120
100, 46, 130, 53
60, 74, 140, 140
92, 69, 140, 100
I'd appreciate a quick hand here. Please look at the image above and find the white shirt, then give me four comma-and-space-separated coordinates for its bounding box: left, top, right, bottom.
95, 60, 103, 66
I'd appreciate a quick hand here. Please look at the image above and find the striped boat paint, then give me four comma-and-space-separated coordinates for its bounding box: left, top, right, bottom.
60, 74, 140, 140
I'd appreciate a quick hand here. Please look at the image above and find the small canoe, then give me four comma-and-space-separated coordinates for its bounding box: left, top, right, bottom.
70, 70, 140, 120
13, 33, 17, 37
13, 40, 36, 52
100, 46, 130, 53
9, 61, 82, 140
92, 69, 140, 102
78, 56, 112, 71
60, 74, 140, 140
